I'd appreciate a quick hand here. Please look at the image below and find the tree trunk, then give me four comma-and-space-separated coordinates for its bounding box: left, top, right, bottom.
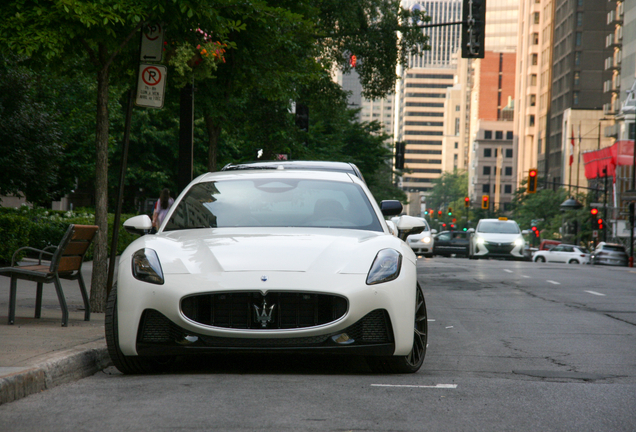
90, 46, 110, 314
205, 115, 221, 172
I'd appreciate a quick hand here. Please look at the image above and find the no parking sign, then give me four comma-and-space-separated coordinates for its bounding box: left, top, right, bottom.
135, 64, 167, 108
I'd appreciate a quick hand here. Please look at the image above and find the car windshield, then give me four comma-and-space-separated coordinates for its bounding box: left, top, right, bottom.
603, 244, 626, 252
164, 178, 383, 231
477, 221, 520, 234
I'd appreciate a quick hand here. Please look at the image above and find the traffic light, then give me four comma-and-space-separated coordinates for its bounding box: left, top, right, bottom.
597, 218, 604, 230
461, 0, 486, 58
395, 141, 405, 170
295, 103, 309, 132
591, 209, 600, 229
481, 194, 489, 209
448, 207, 453, 216
531, 226, 540, 238
464, 197, 470, 208
527, 168, 538, 193
438, 210, 442, 217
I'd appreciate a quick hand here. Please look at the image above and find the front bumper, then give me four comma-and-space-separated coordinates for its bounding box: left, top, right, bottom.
116, 269, 417, 357
135, 308, 395, 356
473, 241, 524, 259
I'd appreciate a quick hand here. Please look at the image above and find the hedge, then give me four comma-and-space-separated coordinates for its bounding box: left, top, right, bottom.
0, 207, 139, 265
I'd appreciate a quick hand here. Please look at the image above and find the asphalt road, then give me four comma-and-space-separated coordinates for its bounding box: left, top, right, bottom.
1, 258, 635, 431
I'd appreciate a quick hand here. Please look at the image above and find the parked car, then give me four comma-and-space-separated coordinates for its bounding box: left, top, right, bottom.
109, 168, 428, 375
405, 217, 435, 257
590, 242, 629, 266
469, 218, 525, 260
533, 244, 590, 264
433, 230, 469, 257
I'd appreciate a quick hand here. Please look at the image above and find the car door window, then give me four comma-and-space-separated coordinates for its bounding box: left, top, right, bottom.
438, 233, 451, 241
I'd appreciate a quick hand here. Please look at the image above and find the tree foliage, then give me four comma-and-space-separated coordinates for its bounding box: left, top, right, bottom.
426, 170, 468, 212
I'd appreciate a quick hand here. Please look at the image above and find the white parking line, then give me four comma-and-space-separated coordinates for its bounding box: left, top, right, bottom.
503, 269, 513, 273
371, 384, 457, 389
585, 290, 606, 296
547, 280, 560, 285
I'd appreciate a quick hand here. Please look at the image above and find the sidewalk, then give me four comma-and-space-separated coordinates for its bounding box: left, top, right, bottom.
0, 261, 111, 405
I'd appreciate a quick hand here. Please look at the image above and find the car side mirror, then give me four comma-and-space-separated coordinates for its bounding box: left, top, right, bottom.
123, 215, 153, 236
431, 229, 437, 234
395, 215, 426, 241
380, 200, 403, 216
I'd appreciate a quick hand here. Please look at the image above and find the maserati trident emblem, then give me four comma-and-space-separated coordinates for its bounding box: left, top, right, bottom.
254, 300, 275, 328
261, 275, 268, 282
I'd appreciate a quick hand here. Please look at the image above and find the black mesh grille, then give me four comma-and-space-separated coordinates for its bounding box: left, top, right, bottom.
181, 292, 348, 330
137, 308, 391, 348
484, 242, 515, 254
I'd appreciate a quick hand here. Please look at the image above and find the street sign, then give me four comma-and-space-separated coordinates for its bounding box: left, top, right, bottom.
592, 230, 598, 238
140, 23, 164, 62
135, 64, 167, 108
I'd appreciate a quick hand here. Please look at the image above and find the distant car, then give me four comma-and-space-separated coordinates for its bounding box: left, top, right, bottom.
590, 242, 629, 266
538, 239, 562, 251
405, 217, 435, 257
221, 160, 365, 183
533, 244, 590, 264
469, 218, 525, 260
433, 231, 469, 257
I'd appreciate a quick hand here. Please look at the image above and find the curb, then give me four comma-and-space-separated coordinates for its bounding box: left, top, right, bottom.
0, 340, 111, 405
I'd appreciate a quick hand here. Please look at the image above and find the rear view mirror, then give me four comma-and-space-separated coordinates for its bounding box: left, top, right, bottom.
395, 215, 426, 240
380, 200, 403, 216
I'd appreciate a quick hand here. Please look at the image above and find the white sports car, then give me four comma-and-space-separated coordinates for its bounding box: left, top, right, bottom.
106, 169, 428, 374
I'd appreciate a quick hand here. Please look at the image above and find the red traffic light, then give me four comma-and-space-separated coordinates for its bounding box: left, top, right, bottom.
438, 210, 442, 216
597, 218, 604, 229
464, 197, 469, 202
590, 208, 598, 216
529, 169, 537, 177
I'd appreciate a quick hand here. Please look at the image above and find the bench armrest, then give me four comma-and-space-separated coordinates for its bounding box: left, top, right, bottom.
11, 247, 54, 267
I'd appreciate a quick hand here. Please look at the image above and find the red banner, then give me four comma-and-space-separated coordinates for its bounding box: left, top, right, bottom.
582, 140, 634, 179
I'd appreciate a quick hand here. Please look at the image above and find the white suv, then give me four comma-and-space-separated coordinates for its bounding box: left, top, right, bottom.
403, 217, 435, 257
469, 218, 525, 260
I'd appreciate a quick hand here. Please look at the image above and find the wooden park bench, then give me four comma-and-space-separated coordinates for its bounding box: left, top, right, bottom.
0, 224, 98, 327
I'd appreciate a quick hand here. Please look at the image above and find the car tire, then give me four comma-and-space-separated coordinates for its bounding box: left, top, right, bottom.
367, 284, 427, 374
105, 284, 175, 374
534, 256, 545, 262
568, 259, 579, 264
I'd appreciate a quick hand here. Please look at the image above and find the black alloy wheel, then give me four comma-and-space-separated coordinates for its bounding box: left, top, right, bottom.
367, 284, 427, 374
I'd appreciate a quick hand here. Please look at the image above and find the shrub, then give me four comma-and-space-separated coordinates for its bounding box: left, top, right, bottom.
0, 214, 31, 264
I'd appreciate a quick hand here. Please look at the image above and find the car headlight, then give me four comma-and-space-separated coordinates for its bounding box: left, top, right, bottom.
132, 248, 164, 285
514, 238, 524, 247
421, 236, 431, 244
366, 249, 402, 285
476, 236, 485, 244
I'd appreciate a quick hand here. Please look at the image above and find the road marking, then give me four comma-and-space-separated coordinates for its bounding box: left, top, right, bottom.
522, 275, 530, 278
371, 384, 457, 389
503, 269, 513, 273
547, 280, 560, 285
585, 290, 606, 296
445, 326, 454, 329
427, 319, 436, 322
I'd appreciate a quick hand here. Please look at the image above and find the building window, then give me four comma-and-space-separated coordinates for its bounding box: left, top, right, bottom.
577, 12, 583, 27
531, 54, 538, 65
532, 33, 539, 45
533, 12, 540, 24
484, 148, 492, 157
482, 184, 490, 193
575, 51, 581, 66
506, 131, 513, 140
573, 91, 579, 105
505, 148, 513, 158
574, 71, 580, 86
483, 166, 491, 175
530, 74, 537, 86
454, 142, 458, 149
505, 166, 513, 175
484, 130, 492, 139
529, 115, 535, 127
456, 105, 460, 111
575, 32, 582, 46
455, 118, 460, 135
494, 131, 502, 140
504, 184, 512, 194
529, 94, 536, 106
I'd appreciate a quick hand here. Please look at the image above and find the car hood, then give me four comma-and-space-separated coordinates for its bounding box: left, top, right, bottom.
475, 232, 521, 243
128, 228, 408, 274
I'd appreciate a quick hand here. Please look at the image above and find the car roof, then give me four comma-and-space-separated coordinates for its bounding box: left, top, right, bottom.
192, 169, 358, 184
221, 160, 365, 182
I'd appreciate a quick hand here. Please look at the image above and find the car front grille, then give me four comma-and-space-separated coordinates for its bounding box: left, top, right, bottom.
180, 291, 348, 330
484, 241, 514, 254
136, 308, 393, 348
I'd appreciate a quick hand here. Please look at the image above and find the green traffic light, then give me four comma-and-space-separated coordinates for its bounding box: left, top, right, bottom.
463, 227, 467, 231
